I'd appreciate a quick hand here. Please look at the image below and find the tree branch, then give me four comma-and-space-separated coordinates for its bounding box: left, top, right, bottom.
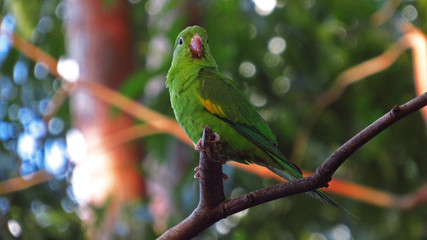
159, 92, 427, 240
318, 92, 427, 177
158, 127, 226, 240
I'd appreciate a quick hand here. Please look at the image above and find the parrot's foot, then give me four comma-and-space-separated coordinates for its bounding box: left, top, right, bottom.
193, 166, 228, 180
212, 132, 221, 142
194, 166, 201, 179
194, 132, 221, 152
195, 139, 206, 152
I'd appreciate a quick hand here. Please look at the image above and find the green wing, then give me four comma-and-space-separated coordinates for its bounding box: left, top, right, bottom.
199, 68, 275, 140
198, 67, 302, 178
198, 67, 351, 213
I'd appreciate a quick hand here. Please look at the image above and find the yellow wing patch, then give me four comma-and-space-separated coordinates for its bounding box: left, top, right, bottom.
199, 97, 226, 118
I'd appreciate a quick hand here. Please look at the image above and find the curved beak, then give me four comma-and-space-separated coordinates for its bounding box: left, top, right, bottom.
190, 35, 204, 58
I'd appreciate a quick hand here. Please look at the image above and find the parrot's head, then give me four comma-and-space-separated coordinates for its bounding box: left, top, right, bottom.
170, 25, 217, 68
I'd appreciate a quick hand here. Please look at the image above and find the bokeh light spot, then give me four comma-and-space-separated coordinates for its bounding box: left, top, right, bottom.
309, 233, 327, 240
18, 107, 35, 126
0, 35, 12, 64
0, 121, 12, 140
20, 161, 37, 176
34, 62, 49, 80
45, 139, 68, 177
31, 200, 51, 227
0, 197, 11, 215
250, 91, 267, 107
215, 219, 231, 235
28, 118, 47, 139
272, 76, 291, 95
144, 77, 166, 102
268, 36, 286, 54
0, 77, 17, 101
38, 98, 53, 116
61, 197, 77, 213
55, 2, 67, 20
37, 16, 54, 34
48, 117, 65, 135
252, 0, 277, 16
0, 14, 15, 64
13, 61, 29, 85
145, 0, 166, 15
71, 167, 92, 205
57, 57, 80, 82
1, 13, 16, 33
402, 5, 418, 21
8, 104, 20, 121
0, 102, 7, 119
147, 35, 171, 69
17, 133, 37, 159
239, 61, 256, 78
330, 224, 351, 240
8, 219, 22, 237
66, 129, 87, 163
264, 52, 281, 67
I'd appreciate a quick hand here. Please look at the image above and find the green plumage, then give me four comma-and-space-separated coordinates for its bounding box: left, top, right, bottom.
167, 26, 343, 210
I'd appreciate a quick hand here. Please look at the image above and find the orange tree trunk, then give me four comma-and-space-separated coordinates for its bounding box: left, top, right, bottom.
65, 0, 145, 209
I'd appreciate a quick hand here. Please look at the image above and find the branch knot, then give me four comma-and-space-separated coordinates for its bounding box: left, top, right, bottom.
392, 105, 400, 115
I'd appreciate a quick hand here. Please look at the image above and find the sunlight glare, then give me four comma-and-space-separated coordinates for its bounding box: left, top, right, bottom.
66, 129, 87, 163
8, 220, 21, 237
57, 57, 80, 82
17, 133, 36, 159
71, 167, 91, 204
71, 155, 114, 205
252, 0, 277, 16
45, 139, 68, 176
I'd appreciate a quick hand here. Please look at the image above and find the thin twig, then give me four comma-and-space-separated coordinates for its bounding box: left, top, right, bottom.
77, 81, 192, 145
370, 0, 401, 26
401, 22, 427, 123
87, 124, 164, 152
0, 171, 52, 194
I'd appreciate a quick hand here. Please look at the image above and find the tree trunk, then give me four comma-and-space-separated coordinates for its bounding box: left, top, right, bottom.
64, 0, 145, 237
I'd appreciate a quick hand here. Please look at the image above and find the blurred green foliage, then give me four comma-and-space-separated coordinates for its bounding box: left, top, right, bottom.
0, 0, 426, 239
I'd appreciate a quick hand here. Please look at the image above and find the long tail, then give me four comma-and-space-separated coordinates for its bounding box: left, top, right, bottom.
227, 120, 352, 215
266, 163, 353, 216
308, 188, 356, 218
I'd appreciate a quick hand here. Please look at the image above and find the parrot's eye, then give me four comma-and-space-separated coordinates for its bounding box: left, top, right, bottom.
178, 38, 183, 46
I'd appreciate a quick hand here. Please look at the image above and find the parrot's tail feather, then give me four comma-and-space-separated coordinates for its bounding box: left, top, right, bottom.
266, 165, 300, 182
309, 190, 357, 218
266, 165, 356, 217
308, 189, 340, 207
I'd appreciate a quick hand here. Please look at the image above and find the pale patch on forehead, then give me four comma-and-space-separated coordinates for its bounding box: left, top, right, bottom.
177, 26, 208, 43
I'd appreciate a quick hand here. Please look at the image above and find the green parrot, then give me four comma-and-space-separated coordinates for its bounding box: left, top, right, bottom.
166, 25, 343, 210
